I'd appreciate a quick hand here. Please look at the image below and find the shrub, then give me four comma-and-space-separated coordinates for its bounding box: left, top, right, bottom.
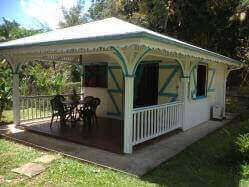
235, 133, 249, 161
226, 97, 239, 113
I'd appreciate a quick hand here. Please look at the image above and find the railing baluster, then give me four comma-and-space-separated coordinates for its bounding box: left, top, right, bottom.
144, 110, 148, 138
19, 94, 83, 123
175, 105, 177, 127
137, 112, 140, 140
157, 108, 160, 134
43, 98, 45, 118
133, 113, 136, 142
35, 98, 37, 119
27, 98, 30, 120
39, 98, 41, 118
132, 102, 183, 146
148, 110, 151, 137
141, 111, 144, 140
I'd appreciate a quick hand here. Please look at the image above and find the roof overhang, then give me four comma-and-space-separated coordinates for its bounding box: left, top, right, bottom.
0, 18, 243, 68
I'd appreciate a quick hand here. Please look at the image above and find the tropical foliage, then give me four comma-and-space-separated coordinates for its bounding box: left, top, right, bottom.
59, 0, 88, 28
89, 0, 249, 87
0, 81, 12, 122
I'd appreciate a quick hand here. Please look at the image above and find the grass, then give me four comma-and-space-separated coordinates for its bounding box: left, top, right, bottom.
2, 108, 51, 124
0, 139, 152, 186
1, 114, 249, 186
2, 110, 13, 124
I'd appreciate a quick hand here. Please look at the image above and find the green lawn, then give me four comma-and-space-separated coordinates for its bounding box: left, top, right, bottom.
1, 115, 249, 186
2, 110, 14, 124
2, 109, 51, 124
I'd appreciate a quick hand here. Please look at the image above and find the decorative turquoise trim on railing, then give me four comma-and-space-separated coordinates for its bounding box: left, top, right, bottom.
110, 46, 128, 76
158, 65, 180, 102
208, 68, 215, 92
107, 66, 123, 116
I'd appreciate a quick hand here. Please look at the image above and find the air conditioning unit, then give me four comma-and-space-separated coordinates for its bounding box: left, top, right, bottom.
211, 105, 224, 120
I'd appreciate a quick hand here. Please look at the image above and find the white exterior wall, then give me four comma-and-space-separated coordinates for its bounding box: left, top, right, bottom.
83, 87, 108, 117
183, 63, 226, 130
83, 58, 227, 131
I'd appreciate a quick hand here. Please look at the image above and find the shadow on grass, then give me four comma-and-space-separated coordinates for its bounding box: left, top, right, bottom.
141, 115, 249, 187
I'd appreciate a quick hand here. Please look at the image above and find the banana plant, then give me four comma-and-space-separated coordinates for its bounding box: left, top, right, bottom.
0, 81, 12, 122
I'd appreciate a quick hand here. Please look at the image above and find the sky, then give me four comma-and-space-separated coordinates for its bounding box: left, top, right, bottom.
0, 0, 92, 30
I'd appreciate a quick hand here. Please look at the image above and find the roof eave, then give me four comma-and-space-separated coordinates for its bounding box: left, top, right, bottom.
140, 32, 242, 67
0, 31, 242, 67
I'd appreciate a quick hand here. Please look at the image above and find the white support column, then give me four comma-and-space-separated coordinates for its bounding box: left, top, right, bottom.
181, 77, 190, 131
223, 74, 227, 118
123, 76, 134, 154
80, 63, 84, 100
13, 73, 20, 125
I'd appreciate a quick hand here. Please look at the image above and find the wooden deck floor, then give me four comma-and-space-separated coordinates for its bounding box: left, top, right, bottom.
22, 117, 123, 154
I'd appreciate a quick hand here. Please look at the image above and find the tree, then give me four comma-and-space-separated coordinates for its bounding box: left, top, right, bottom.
59, 0, 88, 28
0, 18, 44, 42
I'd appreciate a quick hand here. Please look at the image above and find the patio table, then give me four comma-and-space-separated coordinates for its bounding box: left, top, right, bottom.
62, 99, 90, 125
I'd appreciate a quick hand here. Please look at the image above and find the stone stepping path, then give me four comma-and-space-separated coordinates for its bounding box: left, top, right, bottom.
33, 155, 61, 164
12, 163, 45, 177
11, 154, 61, 179
0, 176, 5, 184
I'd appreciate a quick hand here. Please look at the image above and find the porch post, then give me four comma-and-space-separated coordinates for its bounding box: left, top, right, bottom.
181, 77, 189, 131
80, 64, 84, 100
123, 75, 134, 154
80, 55, 84, 100
13, 72, 20, 125
223, 74, 227, 118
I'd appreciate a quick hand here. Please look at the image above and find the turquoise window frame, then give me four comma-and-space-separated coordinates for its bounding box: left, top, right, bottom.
84, 63, 108, 88
192, 62, 208, 100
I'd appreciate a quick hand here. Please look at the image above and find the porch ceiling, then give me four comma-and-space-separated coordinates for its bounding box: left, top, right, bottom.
0, 17, 242, 67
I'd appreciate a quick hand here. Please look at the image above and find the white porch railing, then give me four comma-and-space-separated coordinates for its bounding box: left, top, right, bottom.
132, 101, 183, 146
20, 94, 83, 122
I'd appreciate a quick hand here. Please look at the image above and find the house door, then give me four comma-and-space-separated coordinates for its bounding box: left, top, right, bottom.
134, 63, 159, 108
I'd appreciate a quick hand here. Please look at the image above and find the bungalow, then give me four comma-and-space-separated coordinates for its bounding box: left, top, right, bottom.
0, 17, 242, 153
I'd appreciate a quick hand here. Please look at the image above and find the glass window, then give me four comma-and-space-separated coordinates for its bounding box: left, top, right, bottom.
84, 64, 107, 88
196, 64, 208, 97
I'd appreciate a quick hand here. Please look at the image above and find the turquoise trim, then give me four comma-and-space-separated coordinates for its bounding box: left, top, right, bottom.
108, 89, 121, 93
108, 67, 121, 91
107, 112, 122, 117
141, 60, 161, 64
107, 91, 121, 115
107, 66, 123, 116
159, 64, 184, 77
208, 68, 215, 92
193, 96, 207, 100
0, 31, 241, 66
110, 46, 128, 76
159, 64, 179, 68
108, 65, 120, 69
132, 47, 152, 75
160, 93, 178, 102
158, 65, 180, 101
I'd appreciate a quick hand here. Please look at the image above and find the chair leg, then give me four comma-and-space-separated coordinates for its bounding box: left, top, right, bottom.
94, 114, 98, 126
50, 115, 54, 128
